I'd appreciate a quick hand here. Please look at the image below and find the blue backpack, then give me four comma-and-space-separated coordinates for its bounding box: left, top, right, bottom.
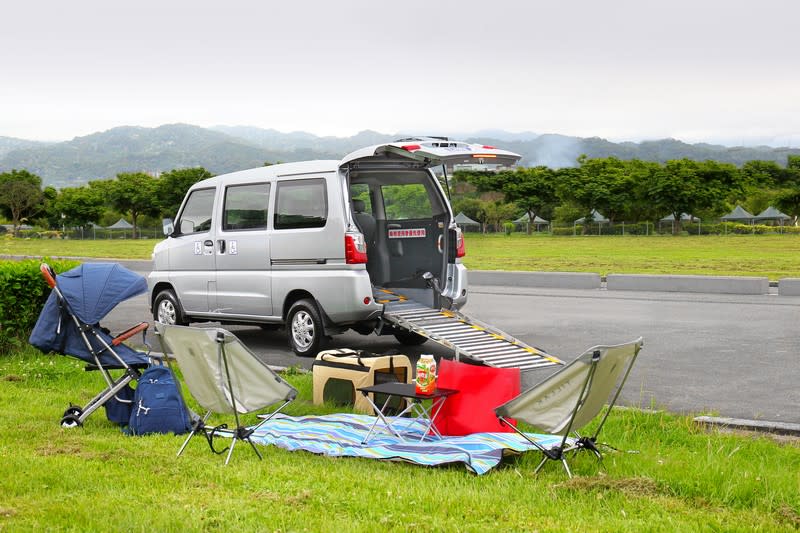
129, 365, 192, 436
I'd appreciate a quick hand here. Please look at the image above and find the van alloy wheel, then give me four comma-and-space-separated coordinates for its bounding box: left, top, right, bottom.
291, 311, 314, 349
287, 299, 325, 357
157, 299, 176, 324
153, 289, 188, 326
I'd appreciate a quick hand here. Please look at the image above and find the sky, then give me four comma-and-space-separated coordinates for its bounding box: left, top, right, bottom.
1, 0, 799, 147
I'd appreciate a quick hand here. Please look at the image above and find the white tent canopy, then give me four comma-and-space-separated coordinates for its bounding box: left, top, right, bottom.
454, 211, 480, 226
720, 205, 754, 223
574, 210, 609, 224
754, 206, 790, 222
107, 218, 133, 229
514, 213, 549, 224
660, 213, 699, 222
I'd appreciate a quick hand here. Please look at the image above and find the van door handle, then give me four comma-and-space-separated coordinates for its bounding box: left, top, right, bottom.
204, 240, 213, 246
217, 239, 226, 254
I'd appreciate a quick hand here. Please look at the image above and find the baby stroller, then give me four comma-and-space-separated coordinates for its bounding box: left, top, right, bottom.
29, 262, 151, 427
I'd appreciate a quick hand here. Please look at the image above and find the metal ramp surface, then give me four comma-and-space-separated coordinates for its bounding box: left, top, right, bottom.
374, 288, 563, 371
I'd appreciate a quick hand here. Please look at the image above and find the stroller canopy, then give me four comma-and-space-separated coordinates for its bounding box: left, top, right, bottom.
29, 263, 149, 366
56, 263, 147, 324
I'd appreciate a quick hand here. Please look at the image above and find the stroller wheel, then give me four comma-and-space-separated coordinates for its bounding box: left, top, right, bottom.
60, 413, 83, 428
63, 406, 83, 418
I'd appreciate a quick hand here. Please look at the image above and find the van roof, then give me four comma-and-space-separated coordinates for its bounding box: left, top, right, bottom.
191, 159, 341, 188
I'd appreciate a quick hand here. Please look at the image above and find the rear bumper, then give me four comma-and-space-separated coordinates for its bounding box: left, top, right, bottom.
443, 263, 468, 309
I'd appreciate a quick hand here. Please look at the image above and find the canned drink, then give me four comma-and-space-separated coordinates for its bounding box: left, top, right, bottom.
415, 354, 437, 395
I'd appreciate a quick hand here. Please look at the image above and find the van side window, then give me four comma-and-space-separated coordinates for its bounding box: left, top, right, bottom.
382, 184, 432, 220
223, 183, 270, 231
274, 178, 328, 230
177, 188, 215, 234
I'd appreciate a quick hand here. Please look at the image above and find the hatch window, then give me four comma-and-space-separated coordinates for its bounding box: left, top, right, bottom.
382, 183, 432, 220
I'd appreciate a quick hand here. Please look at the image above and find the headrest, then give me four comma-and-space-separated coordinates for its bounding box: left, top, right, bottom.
352, 199, 365, 213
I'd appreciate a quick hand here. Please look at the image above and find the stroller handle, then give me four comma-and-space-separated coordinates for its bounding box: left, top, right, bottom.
40, 263, 57, 288
112, 322, 149, 346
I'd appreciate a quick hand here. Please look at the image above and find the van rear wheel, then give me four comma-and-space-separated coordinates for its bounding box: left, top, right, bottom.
287, 299, 325, 357
154, 289, 188, 326
394, 330, 428, 346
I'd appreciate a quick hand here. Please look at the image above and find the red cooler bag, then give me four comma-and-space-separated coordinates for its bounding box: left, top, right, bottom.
434, 359, 521, 436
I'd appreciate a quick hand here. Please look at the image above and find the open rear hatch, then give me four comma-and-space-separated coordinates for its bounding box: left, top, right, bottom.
344, 141, 560, 371
340, 138, 523, 170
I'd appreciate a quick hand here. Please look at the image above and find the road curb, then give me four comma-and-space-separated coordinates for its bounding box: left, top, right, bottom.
778, 278, 800, 295
693, 416, 800, 436
606, 273, 770, 294
470, 270, 601, 289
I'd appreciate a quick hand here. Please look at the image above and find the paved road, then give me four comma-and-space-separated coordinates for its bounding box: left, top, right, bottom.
107, 260, 800, 425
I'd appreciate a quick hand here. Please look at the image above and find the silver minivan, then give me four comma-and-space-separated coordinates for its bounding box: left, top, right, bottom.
148, 138, 521, 356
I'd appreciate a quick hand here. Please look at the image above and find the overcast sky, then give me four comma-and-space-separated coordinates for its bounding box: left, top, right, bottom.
1, 0, 798, 146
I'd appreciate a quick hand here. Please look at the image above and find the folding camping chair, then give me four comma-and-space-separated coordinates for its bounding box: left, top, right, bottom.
155, 323, 297, 465
495, 337, 643, 478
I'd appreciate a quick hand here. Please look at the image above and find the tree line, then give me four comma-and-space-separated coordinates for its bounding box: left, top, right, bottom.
451, 155, 800, 234
0, 168, 212, 238
1, 155, 799, 238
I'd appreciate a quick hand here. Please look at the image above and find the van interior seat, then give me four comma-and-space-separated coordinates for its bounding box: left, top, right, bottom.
353, 198, 389, 284
352, 199, 376, 249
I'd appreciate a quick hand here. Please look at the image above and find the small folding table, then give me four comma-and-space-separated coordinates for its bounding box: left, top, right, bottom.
358, 382, 458, 444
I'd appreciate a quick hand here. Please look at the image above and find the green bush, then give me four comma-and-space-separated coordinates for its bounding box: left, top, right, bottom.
0, 259, 80, 354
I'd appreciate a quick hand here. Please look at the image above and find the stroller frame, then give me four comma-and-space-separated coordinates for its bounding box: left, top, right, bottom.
39, 263, 150, 427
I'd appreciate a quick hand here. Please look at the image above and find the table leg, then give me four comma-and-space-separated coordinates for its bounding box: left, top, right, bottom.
362, 393, 407, 444
411, 396, 448, 441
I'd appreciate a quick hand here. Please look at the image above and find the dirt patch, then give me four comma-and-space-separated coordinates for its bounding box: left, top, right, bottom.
776, 504, 800, 528
252, 489, 312, 506
558, 475, 663, 498
1, 375, 23, 382
0, 507, 17, 518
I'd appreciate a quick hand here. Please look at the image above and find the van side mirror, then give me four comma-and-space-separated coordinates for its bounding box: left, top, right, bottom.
162, 218, 175, 236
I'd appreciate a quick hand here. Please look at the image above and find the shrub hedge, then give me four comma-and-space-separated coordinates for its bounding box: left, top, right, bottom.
0, 259, 80, 355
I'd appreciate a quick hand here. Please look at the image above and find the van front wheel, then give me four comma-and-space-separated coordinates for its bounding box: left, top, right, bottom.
287, 299, 325, 357
154, 289, 188, 326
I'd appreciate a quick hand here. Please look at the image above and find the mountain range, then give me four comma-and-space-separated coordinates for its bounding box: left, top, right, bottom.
1, 124, 798, 188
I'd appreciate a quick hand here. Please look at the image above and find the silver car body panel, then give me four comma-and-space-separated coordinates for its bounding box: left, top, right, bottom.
148, 142, 520, 331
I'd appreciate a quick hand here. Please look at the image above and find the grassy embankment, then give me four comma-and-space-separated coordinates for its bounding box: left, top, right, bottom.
4, 233, 800, 279
0, 347, 798, 532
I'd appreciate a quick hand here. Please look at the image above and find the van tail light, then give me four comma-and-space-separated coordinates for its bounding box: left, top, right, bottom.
345, 232, 368, 264
456, 228, 466, 258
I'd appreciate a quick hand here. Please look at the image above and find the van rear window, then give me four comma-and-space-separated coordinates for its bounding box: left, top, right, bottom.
382, 184, 432, 220
274, 178, 328, 230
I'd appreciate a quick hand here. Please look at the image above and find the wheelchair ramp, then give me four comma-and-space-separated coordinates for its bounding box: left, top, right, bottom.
375, 288, 563, 371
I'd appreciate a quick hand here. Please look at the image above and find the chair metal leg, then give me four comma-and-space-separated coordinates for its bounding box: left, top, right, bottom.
225, 437, 237, 465
178, 411, 211, 457
247, 438, 263, 460
534, 455, 549, 474
561, 458, 573, 479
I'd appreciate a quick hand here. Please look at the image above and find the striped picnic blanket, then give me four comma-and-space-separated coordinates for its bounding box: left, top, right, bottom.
250, 413, 569, 475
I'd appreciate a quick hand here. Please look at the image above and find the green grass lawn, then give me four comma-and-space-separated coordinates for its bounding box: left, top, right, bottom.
463, 233, 800, 279
1, 348, 798, 532
4, 233, 800, 279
